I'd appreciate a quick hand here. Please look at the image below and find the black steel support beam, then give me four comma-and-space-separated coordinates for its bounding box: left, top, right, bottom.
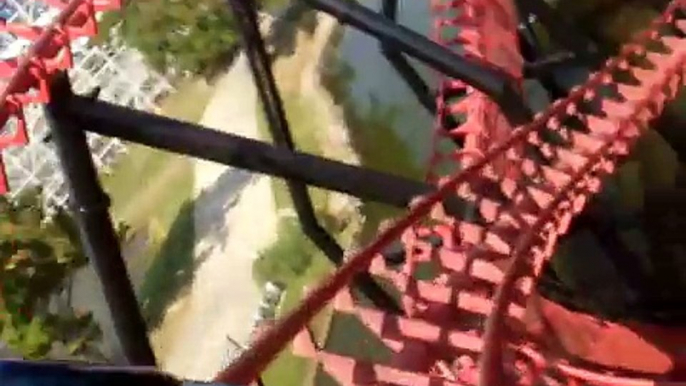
44, 74, 156, 366
227, 0, 401, 313
67, 95, 468, 216
228, 0, 295, 149
514, 0, 605, 66
381, 0, 397, 20
378, 0, 433, 117
381, 49, 440, 118
376, 0, 460, 128
301, 0, 532, 126
378, 1, 433, 114
518, 22, 571, 101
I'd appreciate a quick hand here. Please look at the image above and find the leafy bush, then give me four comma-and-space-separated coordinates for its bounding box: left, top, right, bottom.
0, 189, 106, 359
118, 0, 240, 76
252, 218, 316, 287
1, 191, 85, 318
96, 0, 294, 77
1, 317, 53, 359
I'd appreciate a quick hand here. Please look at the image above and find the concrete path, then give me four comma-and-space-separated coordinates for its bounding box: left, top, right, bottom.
153, 54, 278, 381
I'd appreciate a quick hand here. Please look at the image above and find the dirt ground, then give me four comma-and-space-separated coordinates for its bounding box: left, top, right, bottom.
147, 54, 279, 381
148, 13, 348, 382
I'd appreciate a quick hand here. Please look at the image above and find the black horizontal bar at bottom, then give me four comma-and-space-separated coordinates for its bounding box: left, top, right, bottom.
67, 96, 470, 216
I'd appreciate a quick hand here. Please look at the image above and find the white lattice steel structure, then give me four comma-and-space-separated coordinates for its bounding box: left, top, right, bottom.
0, 0, 173, 207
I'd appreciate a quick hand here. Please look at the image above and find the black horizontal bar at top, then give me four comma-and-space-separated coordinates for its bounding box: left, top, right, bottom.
67, 95, 470, 216
300, 0, 532, 125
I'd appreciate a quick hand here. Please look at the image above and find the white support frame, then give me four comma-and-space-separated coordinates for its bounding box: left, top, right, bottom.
0, 1, 174, 208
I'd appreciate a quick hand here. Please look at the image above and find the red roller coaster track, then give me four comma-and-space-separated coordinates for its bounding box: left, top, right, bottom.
0, 0, 121, 194
4, 1, 686, 386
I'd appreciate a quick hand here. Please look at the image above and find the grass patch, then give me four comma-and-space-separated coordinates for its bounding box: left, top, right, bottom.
255, 215, 336, 386
102, 146, 190, 231
262, 348, 310, 386
307, 308, 393, 386
102, 148, 194, 327
252, 218, 318, 288
255, 94, 325, 156
157, 78, 213, 123
103, 77, 211, 230
324, 312, 392, 363
278, 96, 325, 156
99, 77, 212, 323
256, 210, 362, 385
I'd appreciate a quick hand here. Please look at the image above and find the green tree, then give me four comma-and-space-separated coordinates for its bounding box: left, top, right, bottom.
97, 0, 242, 77
0, 190, 85, 317
0, 189, 103, 359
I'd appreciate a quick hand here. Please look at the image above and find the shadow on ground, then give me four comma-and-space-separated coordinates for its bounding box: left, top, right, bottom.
194, 169, 254, 252
138, 168, 254, 329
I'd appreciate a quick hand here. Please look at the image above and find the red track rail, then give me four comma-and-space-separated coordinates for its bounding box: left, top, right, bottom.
3, 1, 686, 385
429, 0, 523, 178
0, 0, 122, 194
216, 1, 686, 385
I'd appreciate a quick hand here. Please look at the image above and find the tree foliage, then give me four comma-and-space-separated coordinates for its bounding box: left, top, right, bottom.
0, 189, 102, 359
0, 191, 85, 318
99, 0, 242, 77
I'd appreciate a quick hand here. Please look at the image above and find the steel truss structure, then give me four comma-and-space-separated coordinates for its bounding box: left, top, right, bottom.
3, 0, 686, 386
0, 0, 172, 206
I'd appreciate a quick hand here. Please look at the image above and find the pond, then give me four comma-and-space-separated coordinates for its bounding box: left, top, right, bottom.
321, 0, 445, 244
320, 0, 567, 243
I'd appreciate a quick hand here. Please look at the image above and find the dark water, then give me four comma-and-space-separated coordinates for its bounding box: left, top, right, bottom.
321, 0, 441, 243
321, 0, 561, 243
329, 0, 435, 165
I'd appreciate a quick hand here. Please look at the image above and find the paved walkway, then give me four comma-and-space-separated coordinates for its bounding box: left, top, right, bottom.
153, 55, 278, 381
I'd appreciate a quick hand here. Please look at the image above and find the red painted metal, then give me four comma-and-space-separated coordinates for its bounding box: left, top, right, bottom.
428, 0, 523, 180
4, 0, 686, 385
529, 296, 686, 376
216, 1, 686, 386
0, 0, 122, 194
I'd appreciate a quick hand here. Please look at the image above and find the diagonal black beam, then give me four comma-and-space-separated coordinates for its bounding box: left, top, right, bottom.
228, 0, 294, 149
518, 16, 572, 101
67, 95, 471, 216
300, 0, 532, 126
376, 0, 461, 129
227, 0, 401, 313
381, 49, 440, 118
377, 0, 436, 119
523, 51, 582, 77
381, 0, 397, 20
45, 74, 157, 366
